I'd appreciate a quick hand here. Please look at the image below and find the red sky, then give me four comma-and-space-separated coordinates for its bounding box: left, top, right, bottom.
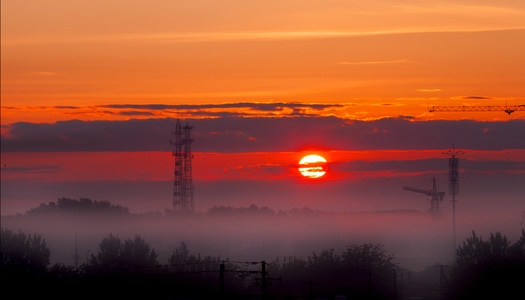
2, 149, 523, 183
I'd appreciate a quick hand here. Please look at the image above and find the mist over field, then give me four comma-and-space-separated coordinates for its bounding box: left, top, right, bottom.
2, 116, 522, 298
3, 144, 524, 273
2, 201, 523, 273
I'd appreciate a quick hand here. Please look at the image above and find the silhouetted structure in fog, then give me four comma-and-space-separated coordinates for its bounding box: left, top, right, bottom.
169, 119, 195, 214
428, 104, 525, 115
403, 177, 445, 215
444, 145, 464, 250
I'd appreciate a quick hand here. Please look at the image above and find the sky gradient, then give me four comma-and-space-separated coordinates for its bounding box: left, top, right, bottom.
1, 1, 524, 268
2, 0, 525, 119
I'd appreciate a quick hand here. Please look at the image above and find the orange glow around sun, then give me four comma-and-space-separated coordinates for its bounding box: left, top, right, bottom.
298, 154, 328, 179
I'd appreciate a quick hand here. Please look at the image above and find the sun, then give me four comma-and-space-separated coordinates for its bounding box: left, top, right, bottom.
298, 154, 327, 178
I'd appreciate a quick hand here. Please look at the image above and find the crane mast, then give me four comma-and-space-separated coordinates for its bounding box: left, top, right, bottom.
402, 177, 445, 214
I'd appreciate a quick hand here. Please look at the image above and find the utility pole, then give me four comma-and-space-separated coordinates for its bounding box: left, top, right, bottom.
73, 234, 80, 268
368, 270, 372, 298
435, 264, 450, 300
261, 261, 267, 298
440, 265, 445, 300
219, 263, 225, 294
393, 268, 398, 300
399, 270, 403, 300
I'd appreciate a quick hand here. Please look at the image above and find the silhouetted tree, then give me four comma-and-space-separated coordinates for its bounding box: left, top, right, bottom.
342, 243, 398, 299
342, 243, 397, 272
121, 235, 159, 269
308, 248, 341, 276
88, 233, 158, 271
88, 233, 122, 270
450, 230, 525, 299
1, 228, 50, 276
507, 228, 525, 260
169, 241, 191, 265
454, 230, 525, 268
270, 243, 398, 299
76, 234, 166, 299
0, 229, 85, 299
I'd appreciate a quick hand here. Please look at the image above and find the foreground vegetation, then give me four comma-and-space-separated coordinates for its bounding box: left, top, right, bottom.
2, 199, 524, 299
2, 226, 524, 299
1, 226, 399, 299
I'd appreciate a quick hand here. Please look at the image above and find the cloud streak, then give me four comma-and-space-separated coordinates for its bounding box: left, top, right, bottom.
416, 89, 442, 93
4, 99, 524, 126
339, 59, 408, 65
6, 28, 525, 46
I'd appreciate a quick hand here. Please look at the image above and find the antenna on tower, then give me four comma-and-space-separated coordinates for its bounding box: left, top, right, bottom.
169, 119, 195, 214
443, 144, 464, 252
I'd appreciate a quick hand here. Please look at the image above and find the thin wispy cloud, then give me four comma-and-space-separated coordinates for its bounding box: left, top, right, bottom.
394, 2, 525, 16
462, 96, 492, 100
416, 89, 443, 93
5, 27, 525, 46
339, 59, 408, 66
1, 103, 346, 122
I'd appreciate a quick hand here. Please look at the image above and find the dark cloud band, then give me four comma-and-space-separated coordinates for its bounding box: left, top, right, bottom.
2, 117, 523, 153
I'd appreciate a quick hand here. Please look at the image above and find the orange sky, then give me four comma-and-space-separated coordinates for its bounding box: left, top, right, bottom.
2, 0, 525, 124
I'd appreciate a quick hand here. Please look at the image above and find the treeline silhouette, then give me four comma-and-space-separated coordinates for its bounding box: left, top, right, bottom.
25, 197, 129, 216
15, 198, 315, 218
23, 197, 325, 217
2, 225, 524, 299
17, 197, 418, 218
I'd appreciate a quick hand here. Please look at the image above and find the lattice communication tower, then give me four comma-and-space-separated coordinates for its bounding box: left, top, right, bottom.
444, 145, 464, 250
170, 119, 195, 213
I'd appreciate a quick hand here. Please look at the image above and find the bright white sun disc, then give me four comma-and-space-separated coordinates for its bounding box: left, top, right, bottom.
299, 154, 327, 178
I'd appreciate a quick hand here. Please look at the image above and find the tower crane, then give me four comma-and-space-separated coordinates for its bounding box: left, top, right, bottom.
428, 104, 525, 115
402, 177, 445, 214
